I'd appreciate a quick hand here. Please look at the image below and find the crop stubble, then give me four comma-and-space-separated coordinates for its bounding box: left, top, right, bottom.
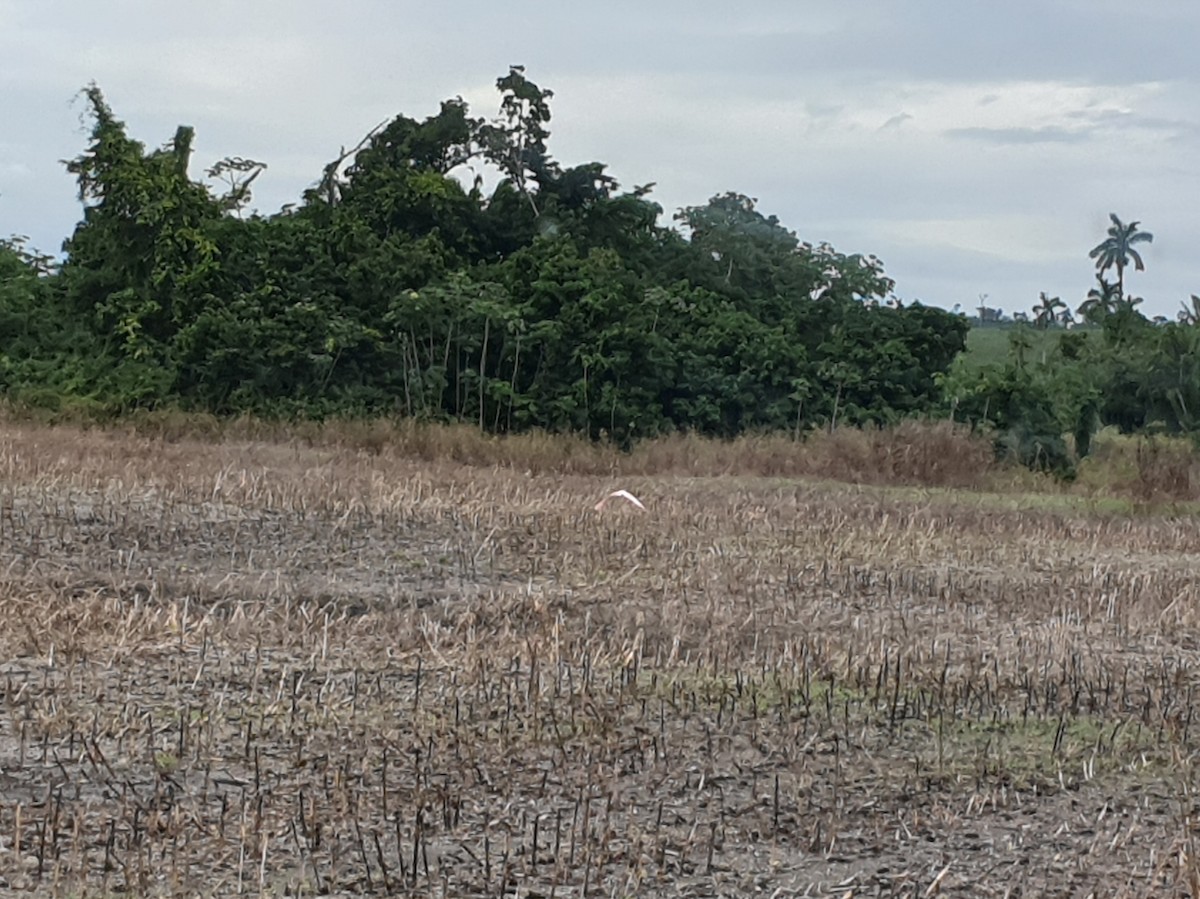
0, 426, 1199, 896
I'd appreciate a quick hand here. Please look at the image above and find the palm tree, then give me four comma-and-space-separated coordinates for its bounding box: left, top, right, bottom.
1179, 295, 1200, 326
1048, 295, 1067, 325
1088, 213, 1153, 300
1032, 292, 1066, 329
1078, 276, 1122, 323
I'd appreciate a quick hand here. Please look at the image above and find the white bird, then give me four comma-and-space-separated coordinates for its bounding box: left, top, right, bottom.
594, 489, 647, 512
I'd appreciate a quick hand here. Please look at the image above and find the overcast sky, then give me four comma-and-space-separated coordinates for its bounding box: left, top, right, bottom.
2, 0, 1196, 319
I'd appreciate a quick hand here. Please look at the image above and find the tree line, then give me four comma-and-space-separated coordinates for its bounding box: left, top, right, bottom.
1, 68, 1195, 474
0, 69, 965, 445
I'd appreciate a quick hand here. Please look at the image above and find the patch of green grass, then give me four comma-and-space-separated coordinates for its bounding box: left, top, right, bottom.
927, 712, 1168, 789
956, 324, 1096, 376
715, 470, 1191, 518
633, 668, 1171, 791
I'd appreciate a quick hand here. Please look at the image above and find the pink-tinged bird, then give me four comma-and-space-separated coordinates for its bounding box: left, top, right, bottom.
594, 489, 647, 512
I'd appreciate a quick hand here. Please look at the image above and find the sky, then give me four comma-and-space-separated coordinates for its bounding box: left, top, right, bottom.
1, 0, 1197, 320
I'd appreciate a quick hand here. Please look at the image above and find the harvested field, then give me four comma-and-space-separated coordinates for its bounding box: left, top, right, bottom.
1, 424, 1200, 897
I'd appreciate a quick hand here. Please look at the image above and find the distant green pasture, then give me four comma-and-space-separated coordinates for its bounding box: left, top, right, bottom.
955, 324, 1096, 375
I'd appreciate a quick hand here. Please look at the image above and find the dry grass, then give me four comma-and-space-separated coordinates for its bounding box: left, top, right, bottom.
0, 422, 1199, 896
77, 412, 1010, 488
1076, 429, 1200, 503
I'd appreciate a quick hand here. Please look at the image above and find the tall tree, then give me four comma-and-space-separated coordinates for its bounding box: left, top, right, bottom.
61, 86, 223, 369
1032, 292, 1065, 329
479, 66, 557, 217
1088, 213, 1153, 301
674, 193, 893, 315
1078, 276, 1122, 323
1178, 295, 1200, 326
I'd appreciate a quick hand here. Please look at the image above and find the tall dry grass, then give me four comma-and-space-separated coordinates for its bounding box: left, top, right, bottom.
1076, 429, 1200, 503
4, 406, 1009, 488
9, 403, 1200, 501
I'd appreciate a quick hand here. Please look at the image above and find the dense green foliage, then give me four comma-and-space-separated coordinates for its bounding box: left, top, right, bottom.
943, 212, 1200, 475
4, 72, 1196, 476
0, 71, 969, 442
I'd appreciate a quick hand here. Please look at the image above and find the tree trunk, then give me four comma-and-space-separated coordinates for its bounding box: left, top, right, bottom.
479, 317, 490, 432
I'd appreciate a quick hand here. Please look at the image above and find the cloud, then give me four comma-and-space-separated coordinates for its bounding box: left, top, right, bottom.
878, 215, 1091, 266
947, 126, 1093, 145
1, 1, 1198, 318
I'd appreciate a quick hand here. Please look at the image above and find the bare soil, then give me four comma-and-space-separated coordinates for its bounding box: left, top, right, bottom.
1, 425, 1199, 897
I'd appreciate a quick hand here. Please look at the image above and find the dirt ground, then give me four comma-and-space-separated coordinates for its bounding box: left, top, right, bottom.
1, 425, 1200, 897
